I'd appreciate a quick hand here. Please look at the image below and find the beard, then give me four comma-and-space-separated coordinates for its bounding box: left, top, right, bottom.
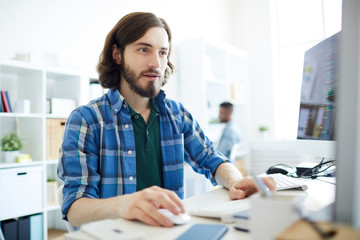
121, 63, 164, 98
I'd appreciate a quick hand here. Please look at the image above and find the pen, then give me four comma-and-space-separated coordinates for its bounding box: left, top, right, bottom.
253, 175, 273, 198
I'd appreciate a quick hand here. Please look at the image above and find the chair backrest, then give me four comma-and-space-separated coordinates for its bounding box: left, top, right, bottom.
57, 185, 76, 232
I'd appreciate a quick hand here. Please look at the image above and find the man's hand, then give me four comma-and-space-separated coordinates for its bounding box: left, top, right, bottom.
116, 186, 185, 227
67, 186, 185, 228
228, 176, 277, 200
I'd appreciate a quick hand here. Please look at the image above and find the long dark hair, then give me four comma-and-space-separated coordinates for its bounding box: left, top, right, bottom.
97, 12, 174, 89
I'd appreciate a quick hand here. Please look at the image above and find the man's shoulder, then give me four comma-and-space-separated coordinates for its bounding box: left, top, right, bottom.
223, 122, 239, 133
164, 97, 182, 108
69, 95, 109, 121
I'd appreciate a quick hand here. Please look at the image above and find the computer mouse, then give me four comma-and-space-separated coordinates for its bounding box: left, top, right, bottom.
157, 209, 191, 225
266, 165, 289, 175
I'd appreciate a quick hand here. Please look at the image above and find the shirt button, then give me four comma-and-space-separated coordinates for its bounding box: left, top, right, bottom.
129, 176, 133, 181
134, 115, 139, 119
115, 108, 118, 112
125, 124, 129, 129
128, 150, 132, 155
147, 130, 149, 135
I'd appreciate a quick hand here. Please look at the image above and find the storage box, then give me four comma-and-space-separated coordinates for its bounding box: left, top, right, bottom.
46, 119, 66, 160
0, 166, 43, 220
49, 98, 76, 116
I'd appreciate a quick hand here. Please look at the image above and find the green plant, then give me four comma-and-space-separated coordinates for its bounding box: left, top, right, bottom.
258, 126, 269, 132
1, 133, 24, 151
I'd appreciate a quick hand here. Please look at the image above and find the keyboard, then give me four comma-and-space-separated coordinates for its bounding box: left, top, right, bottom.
270, 173, 308, 191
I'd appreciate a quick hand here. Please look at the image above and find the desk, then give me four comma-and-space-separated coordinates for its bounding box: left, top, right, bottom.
64, 178, 335, 240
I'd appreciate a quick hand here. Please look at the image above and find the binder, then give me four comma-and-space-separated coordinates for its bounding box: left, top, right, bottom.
18, 216, 30, 240
30, 214, 43, 240
1, 219, 17, 240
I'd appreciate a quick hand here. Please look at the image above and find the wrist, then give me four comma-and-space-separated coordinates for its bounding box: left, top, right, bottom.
110, 195, 126, 218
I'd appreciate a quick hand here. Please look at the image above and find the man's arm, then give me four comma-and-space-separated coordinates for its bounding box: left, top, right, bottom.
215, 162, 276, 200
67, 186, 185, 228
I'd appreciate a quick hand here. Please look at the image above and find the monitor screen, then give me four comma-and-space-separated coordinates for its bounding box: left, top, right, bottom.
296, 32, 340, 158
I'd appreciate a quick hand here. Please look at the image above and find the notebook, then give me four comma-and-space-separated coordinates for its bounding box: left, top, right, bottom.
189, 174, 307, 223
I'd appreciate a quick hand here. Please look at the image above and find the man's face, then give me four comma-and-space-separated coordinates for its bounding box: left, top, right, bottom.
219, 107, 231, 123
121, 27, 169, 98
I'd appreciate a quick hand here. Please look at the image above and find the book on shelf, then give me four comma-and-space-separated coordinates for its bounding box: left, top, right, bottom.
4, 91, 13, 112
0, 90, 11, 113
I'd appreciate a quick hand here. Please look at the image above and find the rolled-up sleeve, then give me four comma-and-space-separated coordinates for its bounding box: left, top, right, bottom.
57, 109, 100, 220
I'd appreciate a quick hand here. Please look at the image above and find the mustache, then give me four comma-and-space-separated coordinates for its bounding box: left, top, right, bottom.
141, 69, 162, 77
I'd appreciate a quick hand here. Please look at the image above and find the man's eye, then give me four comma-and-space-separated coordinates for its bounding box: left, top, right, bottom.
160, 51, 168, 56
139, 48, 148, 53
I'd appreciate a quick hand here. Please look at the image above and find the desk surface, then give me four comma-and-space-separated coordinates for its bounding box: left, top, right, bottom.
64, 178, 336, 240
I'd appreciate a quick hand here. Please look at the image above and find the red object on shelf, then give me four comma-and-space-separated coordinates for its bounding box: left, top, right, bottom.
1, 90, 10, 112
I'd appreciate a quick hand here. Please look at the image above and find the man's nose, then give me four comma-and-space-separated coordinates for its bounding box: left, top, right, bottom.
148, 52, 161, 69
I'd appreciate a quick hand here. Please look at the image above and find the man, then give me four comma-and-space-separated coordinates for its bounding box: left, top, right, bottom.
58, 12, 276, 228
216, 102, 241, 159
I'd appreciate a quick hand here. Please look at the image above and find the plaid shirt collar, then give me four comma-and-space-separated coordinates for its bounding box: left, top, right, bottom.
107, 88, 166, 115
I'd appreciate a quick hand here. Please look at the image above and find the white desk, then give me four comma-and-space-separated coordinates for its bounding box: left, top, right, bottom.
64, 178, 335, 240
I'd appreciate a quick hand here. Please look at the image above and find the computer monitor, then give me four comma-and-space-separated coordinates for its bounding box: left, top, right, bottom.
296, 32, 340, 159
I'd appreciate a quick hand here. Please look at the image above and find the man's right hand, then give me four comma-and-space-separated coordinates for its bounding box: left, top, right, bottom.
117, 186, 186, 227
67, 185, 185, 228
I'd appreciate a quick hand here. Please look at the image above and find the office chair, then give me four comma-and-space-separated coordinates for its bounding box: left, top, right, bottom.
57, 185, 77, 232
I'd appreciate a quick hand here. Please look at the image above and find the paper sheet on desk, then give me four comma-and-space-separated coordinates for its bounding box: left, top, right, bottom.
185, 188, 251, 223
80, 219, 144, 240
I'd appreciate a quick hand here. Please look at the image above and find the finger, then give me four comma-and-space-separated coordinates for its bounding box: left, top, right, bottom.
159, 189, 185, 213
262, 176, 277, 191
149, 186, 185, 212
131, 207, 161, 227
228, 186, 246, 200
144, 187, 184, 214
231, 177, 259, 197
137, 200, 173, 227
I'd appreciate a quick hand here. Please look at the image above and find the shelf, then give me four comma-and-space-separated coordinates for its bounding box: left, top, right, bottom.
0, 61, 90, 240
46, 204, 60, 211
0, 60, 43, 73
0, 113, 44, 118
46, 160, 59, 165
0, 161, 43, 169
46, 114, 69, 119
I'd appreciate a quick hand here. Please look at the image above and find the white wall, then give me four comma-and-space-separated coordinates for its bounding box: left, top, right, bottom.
0, 0, 276, 142
0, 0, 233, 73
230, 0, 276, 141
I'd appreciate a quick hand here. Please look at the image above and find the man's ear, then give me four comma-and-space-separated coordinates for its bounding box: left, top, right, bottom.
112, 44, 121, 64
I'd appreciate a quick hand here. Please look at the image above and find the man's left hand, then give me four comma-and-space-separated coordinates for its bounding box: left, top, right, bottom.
228, 176, 277, 200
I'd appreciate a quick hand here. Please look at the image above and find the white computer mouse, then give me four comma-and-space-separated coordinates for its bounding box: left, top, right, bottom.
157, 209, 191, 225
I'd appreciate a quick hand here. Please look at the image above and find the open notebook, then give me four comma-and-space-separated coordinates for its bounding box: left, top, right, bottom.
188, 174, 308, 223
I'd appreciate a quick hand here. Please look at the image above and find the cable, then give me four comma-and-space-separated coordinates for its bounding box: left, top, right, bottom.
300, 158, 336, 179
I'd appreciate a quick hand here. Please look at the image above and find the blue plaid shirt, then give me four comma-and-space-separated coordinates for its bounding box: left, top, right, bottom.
58, 89, 228, 219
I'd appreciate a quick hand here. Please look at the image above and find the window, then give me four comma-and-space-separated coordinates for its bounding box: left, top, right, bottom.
272, 0, 342, 139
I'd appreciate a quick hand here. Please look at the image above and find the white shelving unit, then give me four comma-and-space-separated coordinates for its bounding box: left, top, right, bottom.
177, 39, 250, 196
177, 38, 249, 138
0, 60, 89, 239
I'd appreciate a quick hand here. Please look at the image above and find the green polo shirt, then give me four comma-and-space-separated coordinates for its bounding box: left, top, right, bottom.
129, 99, 164, 191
